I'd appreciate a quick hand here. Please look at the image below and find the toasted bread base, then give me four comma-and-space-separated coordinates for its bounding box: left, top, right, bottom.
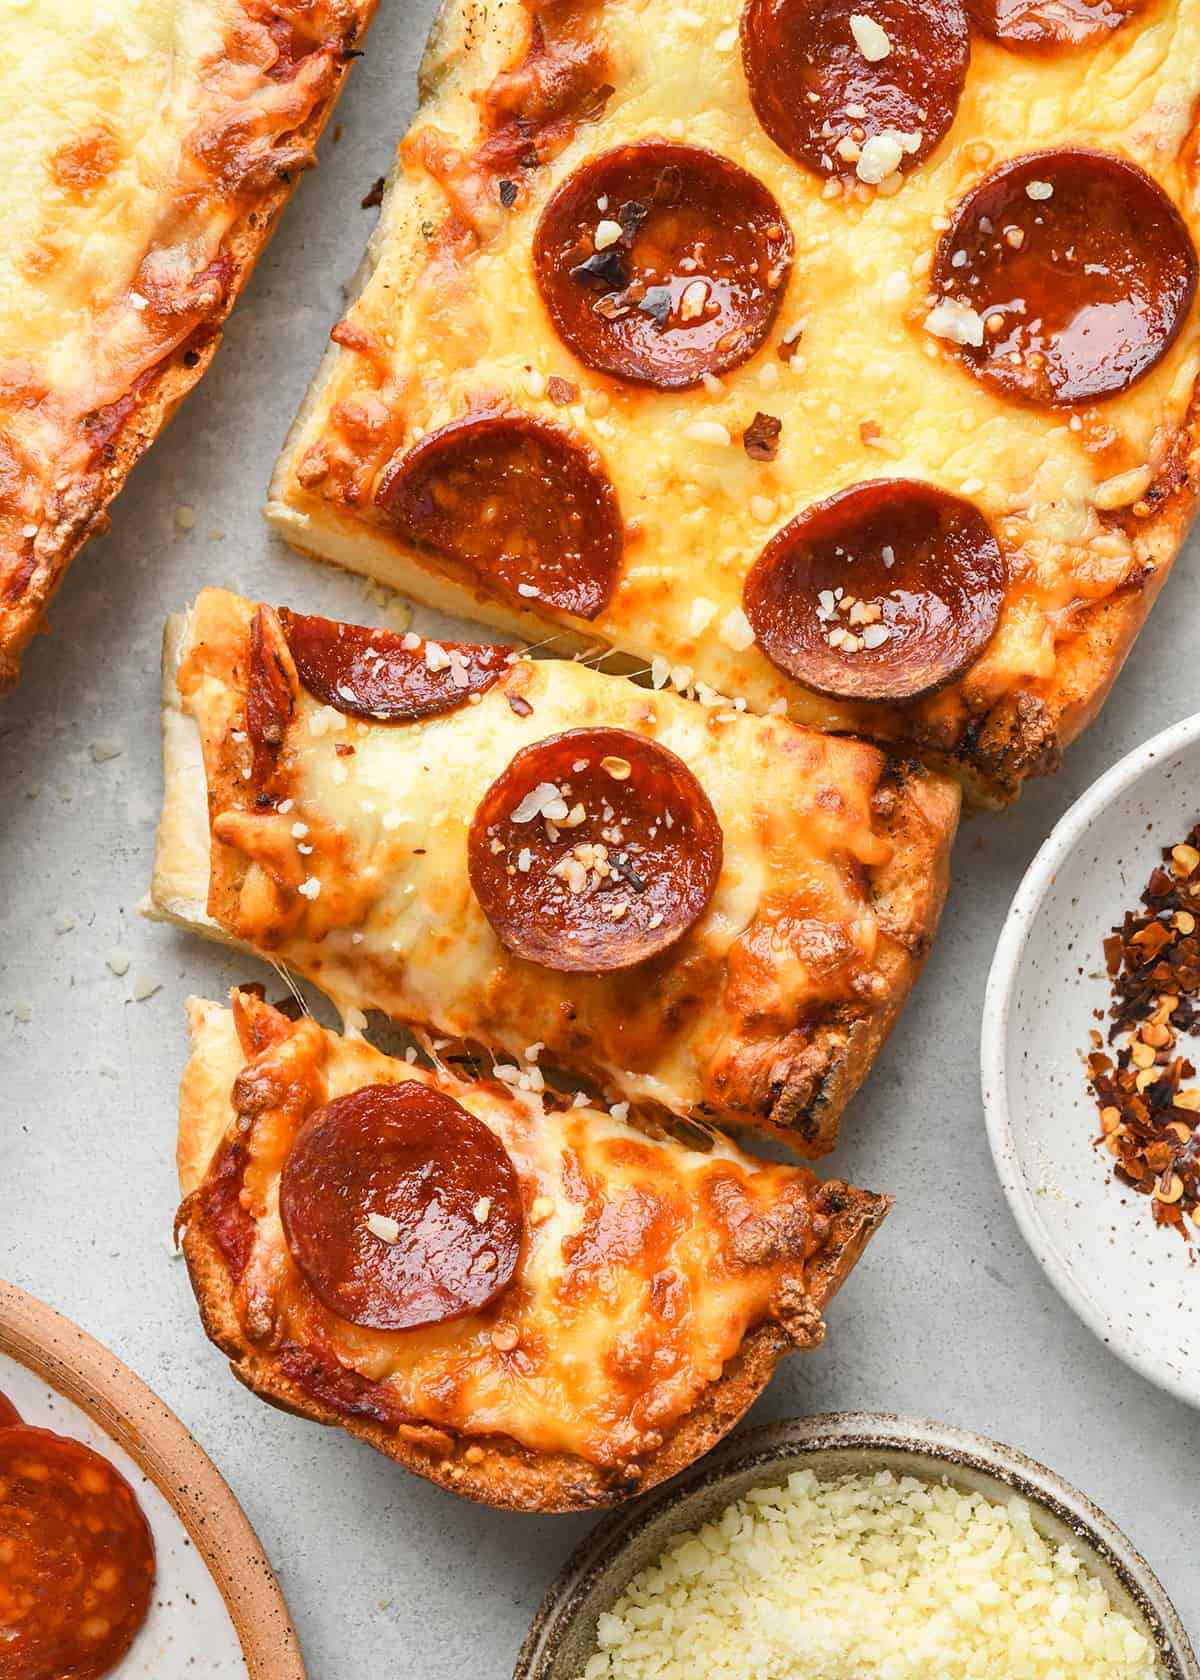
177, 997, 891, 1512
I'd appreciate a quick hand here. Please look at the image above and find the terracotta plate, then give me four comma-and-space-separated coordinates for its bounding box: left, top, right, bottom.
0, 1279, 306, 1679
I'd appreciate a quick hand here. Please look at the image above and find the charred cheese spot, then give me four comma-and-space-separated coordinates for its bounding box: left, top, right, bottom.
49, 126, 122, 198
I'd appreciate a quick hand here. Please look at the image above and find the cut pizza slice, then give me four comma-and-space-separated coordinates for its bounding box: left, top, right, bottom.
176, 988, 890, 1510
148, 587, 958, 1155
0, 0, 375, 691
267, 0, 1200, 802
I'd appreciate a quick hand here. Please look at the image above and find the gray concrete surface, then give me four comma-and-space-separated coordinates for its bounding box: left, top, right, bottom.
1, 3, 1197, 1673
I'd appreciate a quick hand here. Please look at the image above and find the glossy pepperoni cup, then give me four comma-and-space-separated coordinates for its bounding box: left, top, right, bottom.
741, 0, 969, 185
468, 727, 724, 972
279, 609, 510, 723
967, 0, 1145, 50
533, 141, 793, 389
0, 1425, 156, 1680
744, 479, 1005, 703
930, 148, 1198, 408
376, 412, 622, 620
280, 1084, 524, 1333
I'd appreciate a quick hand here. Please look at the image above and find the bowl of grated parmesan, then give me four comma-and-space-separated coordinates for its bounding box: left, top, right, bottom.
515, 1413, 1196, 1680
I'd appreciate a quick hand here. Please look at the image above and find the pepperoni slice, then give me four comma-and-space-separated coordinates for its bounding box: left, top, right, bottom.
279, 1083, 524, 1332
0, 1391, 21, 1427
375, 413, 622, 619
467, 727, 723, 972
246, 605, 294, 786
741, 0, 969, 186
0, 1424, 155, 1680
966, 0, 1144, 50
930, 148, 1198, 408
532, 141, 793, 388
278, 609, 511, 723
743, 479, 1005, 703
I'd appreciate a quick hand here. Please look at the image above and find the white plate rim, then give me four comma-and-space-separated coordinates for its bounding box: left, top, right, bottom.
981, 708, 1200, 1412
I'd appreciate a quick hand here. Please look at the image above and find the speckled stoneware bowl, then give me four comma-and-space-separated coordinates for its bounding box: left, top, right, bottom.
0, 1279, 306, 1678
514, 1413, 1197, 1680
983, 712, 1200, 1411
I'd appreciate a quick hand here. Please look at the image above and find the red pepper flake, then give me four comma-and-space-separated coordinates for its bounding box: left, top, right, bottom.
1085, 823, 1200, 1245
507, 693, 534, 717
335, 742, 356, 757
743, 411, 782, 463
547, 375, 580, 406
361, 177, 385, 210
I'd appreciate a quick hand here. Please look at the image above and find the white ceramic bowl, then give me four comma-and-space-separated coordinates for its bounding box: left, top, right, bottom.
983, 711, 1200, 1411
515, 1414, 1198, 1680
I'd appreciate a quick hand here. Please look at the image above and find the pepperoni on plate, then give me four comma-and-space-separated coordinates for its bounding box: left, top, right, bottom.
467, 727, 723, 972
532, 141, 793, 388
741, 0, 969, 186
278, 609, 511, 723
279, 1083, 524, 1332
0, 1390, 21, 1427
0, 1424, 155, 1680
743, 479, 1005, 703
929, 148, 1198, 408
376, 413, 622, 619
966, 0, 1145, 50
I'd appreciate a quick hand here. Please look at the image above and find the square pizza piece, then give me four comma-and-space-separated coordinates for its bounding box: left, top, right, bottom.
0, 0, 375, 690
176, 987, 890, 1509
269, 0, 1200, 802
148, 587, 957, 1155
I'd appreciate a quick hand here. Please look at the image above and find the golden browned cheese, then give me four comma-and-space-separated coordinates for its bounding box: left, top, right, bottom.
268, 0, 1200, 795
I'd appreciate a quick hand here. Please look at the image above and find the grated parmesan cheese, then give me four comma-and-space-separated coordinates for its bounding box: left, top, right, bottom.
924, 299, 986, 348
580, 1470, 1158, 1680
849, 13, 891, 60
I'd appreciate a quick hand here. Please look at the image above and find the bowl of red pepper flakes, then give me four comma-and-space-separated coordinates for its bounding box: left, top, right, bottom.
984, 714, 1200, 1413
1087, 829, 1200, 1242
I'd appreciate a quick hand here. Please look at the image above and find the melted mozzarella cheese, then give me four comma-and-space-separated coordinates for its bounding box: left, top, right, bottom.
271, 0, 1200, 743
0, 1, 219, 386
159, 587, 920, 1136
189, 996, 841, 1465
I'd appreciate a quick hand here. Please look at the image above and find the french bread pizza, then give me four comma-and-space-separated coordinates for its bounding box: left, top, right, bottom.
176, 988, 890, 1509
148, 587, 958, 1154
268, 0, 1200, 802
0, 0, 375, 691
